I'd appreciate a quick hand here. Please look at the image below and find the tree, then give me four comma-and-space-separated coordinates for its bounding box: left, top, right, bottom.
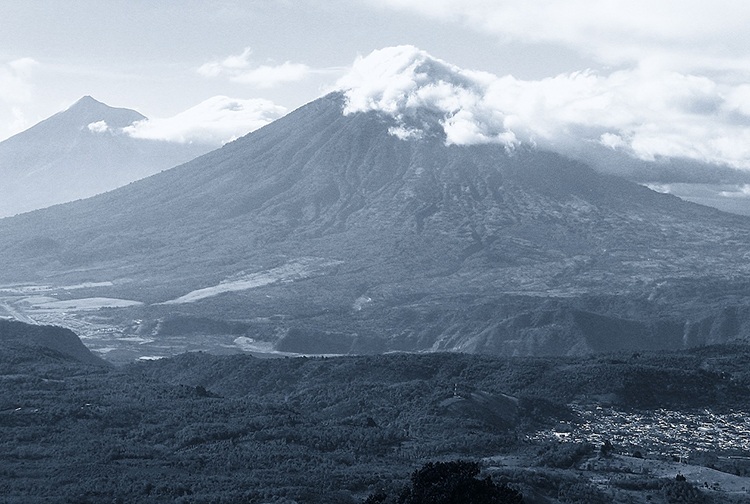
364, 460, 524, 504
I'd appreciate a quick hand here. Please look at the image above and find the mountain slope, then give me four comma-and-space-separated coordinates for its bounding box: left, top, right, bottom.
0, 319, 108, 367
1, 93, 750, 356
0, 96, 211, 216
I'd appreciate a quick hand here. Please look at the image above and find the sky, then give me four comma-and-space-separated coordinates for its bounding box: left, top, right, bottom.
2, 1, 750, 194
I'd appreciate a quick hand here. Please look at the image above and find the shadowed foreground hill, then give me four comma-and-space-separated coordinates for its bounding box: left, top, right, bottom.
0, 319, 108, 367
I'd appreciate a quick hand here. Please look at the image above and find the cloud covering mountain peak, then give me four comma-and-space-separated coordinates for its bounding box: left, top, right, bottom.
337, 46, 515, 146
123, 96, 287, 145
336, 45, 750, 170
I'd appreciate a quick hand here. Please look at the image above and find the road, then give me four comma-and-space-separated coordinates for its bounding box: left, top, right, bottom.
0, 300, 36, 324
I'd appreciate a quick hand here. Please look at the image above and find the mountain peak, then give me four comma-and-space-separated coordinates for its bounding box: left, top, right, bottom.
0, 94, 209, 217
70, 95, 105, 108
336, 46, 515, 147
59, 95, 145, 126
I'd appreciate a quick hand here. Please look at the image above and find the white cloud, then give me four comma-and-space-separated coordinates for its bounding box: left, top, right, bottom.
197, 47, 254, 78
388, 125, 424, 141
364, 3, 750, 173
198, 47, 311, 88
720, 185, 750, 198
123, 96, 287, 145
2, 58, 37, 99
335, 46, 750, 169
337, 47, 508, 146
644, 184, 672, 195
87, 120, 110, 134
0, 57, 38, 137
230, 61, 311, 88
376, 1, 750, 74
600, 133, 626, 150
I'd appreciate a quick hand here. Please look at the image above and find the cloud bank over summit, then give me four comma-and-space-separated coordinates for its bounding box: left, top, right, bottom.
123, 96, 287, 145
336, 46, 750, 170
337, 46, 514, 145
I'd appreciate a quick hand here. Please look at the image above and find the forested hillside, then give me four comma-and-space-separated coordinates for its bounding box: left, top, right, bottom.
2, 320, 750, 502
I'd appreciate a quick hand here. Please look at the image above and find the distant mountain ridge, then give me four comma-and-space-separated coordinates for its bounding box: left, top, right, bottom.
0, 96, 212, 217
1, 92, 750, 356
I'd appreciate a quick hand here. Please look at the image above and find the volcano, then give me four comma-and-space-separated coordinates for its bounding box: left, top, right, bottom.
0, 96, 211, 217
2, 79, 750, 357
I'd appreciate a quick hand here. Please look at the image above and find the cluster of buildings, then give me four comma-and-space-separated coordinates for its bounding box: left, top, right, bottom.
530, 404, 750, 458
